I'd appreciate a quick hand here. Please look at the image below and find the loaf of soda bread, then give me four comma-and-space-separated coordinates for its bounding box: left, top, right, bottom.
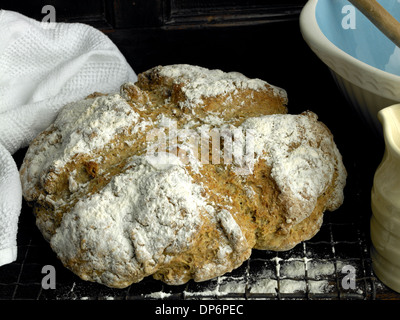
20, 64, 346, 288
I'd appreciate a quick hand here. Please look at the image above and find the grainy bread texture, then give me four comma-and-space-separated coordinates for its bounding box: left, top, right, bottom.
20, 64, 346, 288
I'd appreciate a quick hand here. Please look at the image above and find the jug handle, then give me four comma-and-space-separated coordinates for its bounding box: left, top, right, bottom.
378, 103, 400, 159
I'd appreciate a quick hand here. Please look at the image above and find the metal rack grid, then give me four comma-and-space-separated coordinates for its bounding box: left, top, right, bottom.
0, 193, 392, 301
1, 144, 397, 301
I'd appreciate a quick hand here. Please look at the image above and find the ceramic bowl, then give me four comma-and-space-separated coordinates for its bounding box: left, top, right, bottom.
300, 0, 400, 136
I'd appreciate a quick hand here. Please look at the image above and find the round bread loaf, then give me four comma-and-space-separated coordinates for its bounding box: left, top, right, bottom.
20, 64, 346, 288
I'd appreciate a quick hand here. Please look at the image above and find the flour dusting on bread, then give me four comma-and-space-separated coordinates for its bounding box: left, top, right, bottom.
20, 64, 346, 288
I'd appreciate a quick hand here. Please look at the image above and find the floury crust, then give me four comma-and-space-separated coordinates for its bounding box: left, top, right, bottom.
20, 64, 346, 288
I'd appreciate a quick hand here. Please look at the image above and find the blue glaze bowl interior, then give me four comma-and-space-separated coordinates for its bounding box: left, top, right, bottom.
316, 0, 400, 76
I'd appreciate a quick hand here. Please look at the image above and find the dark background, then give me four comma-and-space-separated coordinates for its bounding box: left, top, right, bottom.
1, 0, 398, 302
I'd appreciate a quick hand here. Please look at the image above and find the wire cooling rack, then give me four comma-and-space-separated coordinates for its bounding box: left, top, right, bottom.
0, 189, 392, 300
0, 148, 398, 301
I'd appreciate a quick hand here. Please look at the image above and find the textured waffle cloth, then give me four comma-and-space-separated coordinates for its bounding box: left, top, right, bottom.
0, 10, 137, 266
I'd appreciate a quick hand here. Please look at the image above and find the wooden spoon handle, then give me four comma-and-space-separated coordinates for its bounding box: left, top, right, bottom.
348, 0, 400, 48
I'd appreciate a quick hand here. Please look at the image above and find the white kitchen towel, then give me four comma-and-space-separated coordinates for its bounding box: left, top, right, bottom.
0, 9, 137, 266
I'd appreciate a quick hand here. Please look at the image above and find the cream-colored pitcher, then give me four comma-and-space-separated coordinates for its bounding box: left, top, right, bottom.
371, 103, 400, 293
